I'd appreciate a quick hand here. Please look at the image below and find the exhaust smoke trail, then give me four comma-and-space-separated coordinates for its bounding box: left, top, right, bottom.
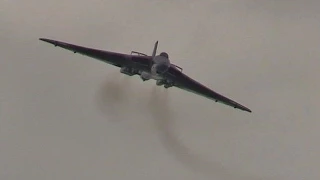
147, 87, 271, 180
96, 78, 271, 180
95, 72, 133, 120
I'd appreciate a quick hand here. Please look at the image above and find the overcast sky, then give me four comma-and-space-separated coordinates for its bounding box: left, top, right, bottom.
1, 1, 320, 180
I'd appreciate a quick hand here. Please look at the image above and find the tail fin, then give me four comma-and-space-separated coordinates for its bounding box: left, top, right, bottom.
152, 41, 158, 58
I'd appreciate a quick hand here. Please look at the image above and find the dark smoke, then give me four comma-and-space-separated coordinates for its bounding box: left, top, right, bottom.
96, 76, 272, 180
95, 72, 133, 120
147, 87, 272, 180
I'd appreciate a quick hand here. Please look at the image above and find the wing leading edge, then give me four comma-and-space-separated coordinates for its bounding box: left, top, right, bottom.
39, 38, 132, 68
174, 73, 252, 113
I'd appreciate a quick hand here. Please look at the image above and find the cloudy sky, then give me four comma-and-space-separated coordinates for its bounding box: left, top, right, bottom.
1, 1, 320, 180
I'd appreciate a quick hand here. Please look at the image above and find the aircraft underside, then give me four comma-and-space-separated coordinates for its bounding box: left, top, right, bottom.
120, 66, 174, 88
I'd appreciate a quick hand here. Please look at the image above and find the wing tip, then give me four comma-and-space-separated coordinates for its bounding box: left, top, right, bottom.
234, 105, 252, 113
39, 38, 62, 47
39, 38, 48, 41
242, 107, 252, 113
39, 38, 54, 44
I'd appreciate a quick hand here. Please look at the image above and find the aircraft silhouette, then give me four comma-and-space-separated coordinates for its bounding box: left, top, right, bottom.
39, 38, 251, 113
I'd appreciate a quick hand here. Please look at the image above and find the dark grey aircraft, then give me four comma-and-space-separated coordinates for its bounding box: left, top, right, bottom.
39, 38, 252, 113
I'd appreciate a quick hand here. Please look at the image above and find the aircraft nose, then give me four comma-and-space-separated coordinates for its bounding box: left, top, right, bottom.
156, 64, 169, 74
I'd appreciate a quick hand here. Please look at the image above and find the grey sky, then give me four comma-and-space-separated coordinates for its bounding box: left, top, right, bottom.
1, 1, 320, 180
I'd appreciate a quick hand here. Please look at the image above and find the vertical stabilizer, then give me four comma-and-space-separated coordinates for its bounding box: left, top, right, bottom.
152, 41, 158, 58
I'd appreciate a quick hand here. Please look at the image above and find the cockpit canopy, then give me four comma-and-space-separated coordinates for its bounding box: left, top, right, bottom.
159, 52, 169, 59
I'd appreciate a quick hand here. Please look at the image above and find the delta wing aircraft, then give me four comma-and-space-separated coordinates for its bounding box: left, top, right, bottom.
39, 38, 252, 113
